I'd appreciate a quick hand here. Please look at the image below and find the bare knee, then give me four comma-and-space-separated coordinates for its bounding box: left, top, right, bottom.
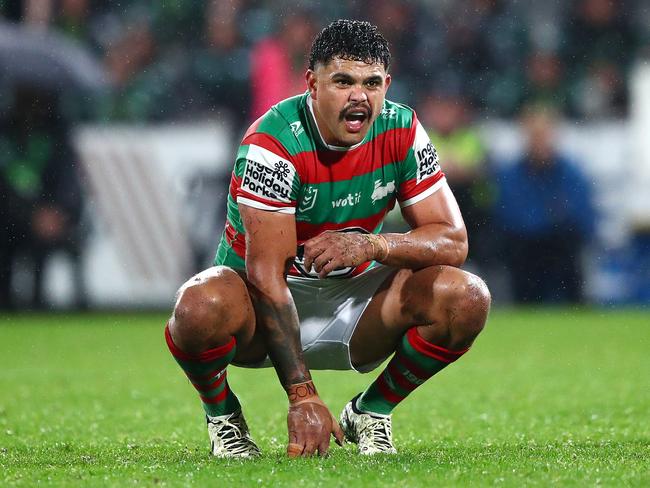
169, 266, 253, 354
402, 266, 490, 349
448, 271, 491, 341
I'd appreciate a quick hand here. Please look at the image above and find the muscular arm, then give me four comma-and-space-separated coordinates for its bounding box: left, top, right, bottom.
239, 203, 343, 456
304, 182, 468, 277
382, 182, 468, 268
239, 205, 308, 386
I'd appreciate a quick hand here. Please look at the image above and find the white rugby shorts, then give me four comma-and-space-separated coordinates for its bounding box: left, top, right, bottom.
236, 264, 395, 373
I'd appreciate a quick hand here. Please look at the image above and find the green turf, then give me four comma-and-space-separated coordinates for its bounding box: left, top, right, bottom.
1, 309, 649, 487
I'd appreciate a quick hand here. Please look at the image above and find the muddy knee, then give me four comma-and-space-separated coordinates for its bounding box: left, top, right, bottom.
403, 266, 490, 349
444, 270, 491, 345
168, 266, 254, 354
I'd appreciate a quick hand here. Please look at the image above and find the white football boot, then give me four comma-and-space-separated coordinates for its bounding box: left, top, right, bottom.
206, 410, 261, 458
339, 396, 397, 455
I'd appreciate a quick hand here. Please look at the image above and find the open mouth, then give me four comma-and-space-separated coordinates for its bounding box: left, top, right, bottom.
343, 109, 369, 133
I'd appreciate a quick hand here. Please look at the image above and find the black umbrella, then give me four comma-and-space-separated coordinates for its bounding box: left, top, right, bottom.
0, 20, 109, 93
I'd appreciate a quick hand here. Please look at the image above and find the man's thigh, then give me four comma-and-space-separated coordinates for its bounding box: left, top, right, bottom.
349, 265, 465, 368
234, 265, 394, 371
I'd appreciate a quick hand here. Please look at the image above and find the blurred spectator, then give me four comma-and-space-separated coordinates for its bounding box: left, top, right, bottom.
0, 85, 86, 310
562, 0, 638, 118
419, 90, 495, 266
422, 0, 527, 113
188, 0, 250, 129
149, 0, 204, 49
22, 0, 52, 29
3, 0, 643, 122
54, 0, 92, 44
490, 49, 569, 118
249, 10, 316, 120
102, 15, 161, 121
361, 0, 419, 101
104, 18, 154, 86
0, 0, 22, 21
522, 50, 568, 110
494, 104, 595, 303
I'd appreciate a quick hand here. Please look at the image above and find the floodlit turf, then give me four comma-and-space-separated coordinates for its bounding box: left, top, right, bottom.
1, 309, 649, 487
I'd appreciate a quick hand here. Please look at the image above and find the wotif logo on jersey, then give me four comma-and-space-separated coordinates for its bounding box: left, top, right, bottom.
332, 192, 362, 208
371, 179, 395, 203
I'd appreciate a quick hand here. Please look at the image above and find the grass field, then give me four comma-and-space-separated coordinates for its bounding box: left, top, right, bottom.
1, 308, 649, 487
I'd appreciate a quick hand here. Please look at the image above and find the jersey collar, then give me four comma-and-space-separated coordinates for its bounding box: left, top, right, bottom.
306, 95, 366, 152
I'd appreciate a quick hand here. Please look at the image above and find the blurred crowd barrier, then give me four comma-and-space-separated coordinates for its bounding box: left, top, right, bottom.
1, 0, 650, 309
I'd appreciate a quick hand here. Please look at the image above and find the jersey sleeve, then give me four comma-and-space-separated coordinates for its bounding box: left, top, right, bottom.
396, 113, 446, 208
234, 132, 301, 214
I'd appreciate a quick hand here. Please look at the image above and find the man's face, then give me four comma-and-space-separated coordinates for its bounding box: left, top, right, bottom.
524, 111, 556, 166
306, 57, 391, 147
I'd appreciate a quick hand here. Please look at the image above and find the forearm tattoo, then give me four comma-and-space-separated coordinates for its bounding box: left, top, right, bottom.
252, 297, 311, 387
286, 380, 317, 404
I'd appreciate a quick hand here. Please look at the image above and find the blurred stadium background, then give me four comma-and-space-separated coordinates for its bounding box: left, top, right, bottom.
2, 0, 650, 310
2, 2, 649, 485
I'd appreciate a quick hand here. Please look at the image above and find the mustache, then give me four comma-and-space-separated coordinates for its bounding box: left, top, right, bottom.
339, 103, 372, 121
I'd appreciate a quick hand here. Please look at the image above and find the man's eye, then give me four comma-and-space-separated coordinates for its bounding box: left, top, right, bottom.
336, 79, 351, 86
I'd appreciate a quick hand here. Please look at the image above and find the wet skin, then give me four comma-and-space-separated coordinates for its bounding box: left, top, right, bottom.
306, 57, 391, 147
168, 57, 490, 457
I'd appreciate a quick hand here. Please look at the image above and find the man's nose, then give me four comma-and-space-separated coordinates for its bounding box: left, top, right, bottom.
349, 86, 368, 103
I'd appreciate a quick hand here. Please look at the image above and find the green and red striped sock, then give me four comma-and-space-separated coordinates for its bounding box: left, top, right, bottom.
357, 327, 468, 416
165, 325, 241, 417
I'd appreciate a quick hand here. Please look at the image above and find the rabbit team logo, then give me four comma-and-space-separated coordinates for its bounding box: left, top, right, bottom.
371, 179, 395, 203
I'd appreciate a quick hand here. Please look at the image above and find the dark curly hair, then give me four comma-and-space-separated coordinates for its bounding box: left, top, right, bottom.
308, 19, 391, 71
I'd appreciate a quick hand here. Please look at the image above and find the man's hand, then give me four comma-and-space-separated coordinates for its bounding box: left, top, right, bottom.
285, 380, 344, 457
303, 231, 388, 278
287, 399, 344, 457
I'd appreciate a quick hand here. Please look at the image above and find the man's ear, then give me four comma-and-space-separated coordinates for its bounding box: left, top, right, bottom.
384, 73, 392, 92
305, 69, 317, 99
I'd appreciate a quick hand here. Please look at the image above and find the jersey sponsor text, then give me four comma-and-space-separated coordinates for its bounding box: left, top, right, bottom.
332, 192, 362, 208
240, 143, 297, 204
413, 122, 441, 184
242, 159, 293, 200
416, 142, 440, 183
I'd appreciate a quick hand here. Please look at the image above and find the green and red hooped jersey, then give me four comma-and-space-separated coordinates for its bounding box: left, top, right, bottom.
214, 92, 446, 278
